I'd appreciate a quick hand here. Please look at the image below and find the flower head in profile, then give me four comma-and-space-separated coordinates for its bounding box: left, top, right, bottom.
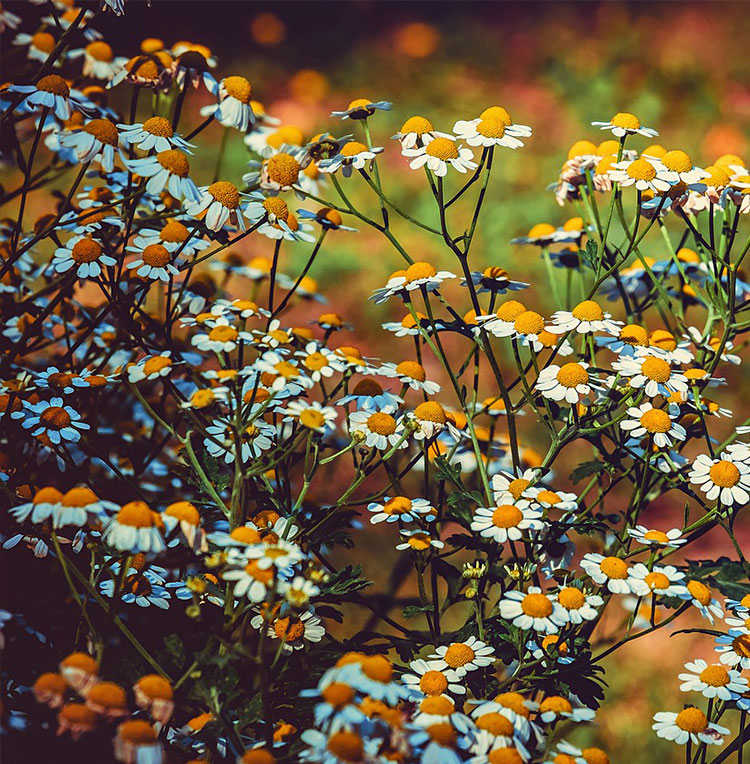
453, 105, 532, 149
591, 112, 658, 138
331, 97, 391, 120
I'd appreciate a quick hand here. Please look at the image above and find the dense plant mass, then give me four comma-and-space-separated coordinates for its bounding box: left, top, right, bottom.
1, 2, 750, 764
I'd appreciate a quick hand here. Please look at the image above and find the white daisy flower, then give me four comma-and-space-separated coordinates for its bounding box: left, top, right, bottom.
367, 496, 435, 524
54, 487, 117, 529
396, 529, 444, 553
378, 360, 442, 395
689, 453, 750, 505
613, 351, 688, 398
714, 630, 750, 670
591, 112, 658, 138
252, 610, 325, 653
464, 266, 530, 296
535, 362, 592, 404
17, 397, 89, 444
619, 402, 686, 448
118, 116, 192, 153
491, 468, 542, 503
319, 140, 384, 177
580, 553, 641, 594
498, 587, 567, 633
254, 351, 314, 391
392, 115, 453, 150
547, 300, 622, 336
652, 708, 729, 746
204, 415, 275, 464
370, 260, 457, 304
59, 118, 122, 172
526, 487, 577, 513
537, 695, 595, 724
678, 659, 749, 700
453, 105, 532, 149
222, 559, 275, 603
550, 585, 603, 624
653, 149, 709, 186
51, 235, 116, 279
330, 97, 391, 120
627, 525, 686, 548
680, 580, 724, 624
401, 659, 465, 698
123, 151, 201, 202
628, 564, 688, 598
608, 157, 671, 193
191, 318, 251, 354
184, 181, 246, 232
102, 501, 165, 554
348, 410, 406, 450
403, 135, 477, 177
470, 501, 543, 544
132, 220, 209, 256
125, 243, 179, 281
429, 637, 496, 678
79, 40, 126, 80
10, 486, 63, 525
7, 74, 85, 119
295, 342, 347, 382
208, 76, 255, 131
282, 400, 337, 435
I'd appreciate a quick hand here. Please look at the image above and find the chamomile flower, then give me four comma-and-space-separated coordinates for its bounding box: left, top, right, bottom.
714, 630, 750, 670
453, 105, 532, 149
102, 501, 165, 553
204, 417, 275, 464
348, 409, 406, 450
628, 564, 688, 598
192, 318, 250, 354
10, 486, 63, 524
403, 135, 477, 176
396, 529, 445, 553
133, 219, 209, 255
547, 300, 622, 336
526, 487, 577, 513
401, 659, 465, 698
498, 587, 566, 634
13, 31, 60, 64
54, 486, 117, 529
608, 157, 671, 192
652, 708, 729, 746
371, 260, 457, 303
580, 553, 640, 594
689, 454, 750, 505
208, 76, 255, 131
51, 235, 116, 278
118, 116, 192, 153
283, 400, 337, 435
331, 97, 391, 120
295, 342, 346, 382
127, 352, 174, 383
7, 74, 84, 119
613, 351, 688, 397
537, 695, 595, 724
337, 378, 402, 413
681, 580, 724, 624
429, 638, 496, 678
392, 115, 452, 150
591, 112, 658, 138
470, 501, 543, 544
491, 468, 542, 503
123, 150, 201, 201
464, 266, 530, 295
545, 742, 609, 764
620, 402, 686, 448
185, 181, 246, 231
59, 118, 122, 172
19, 398, 89, 444
409, 400, 455, 440
125, 243, 179, 281
627, 525, 686, 548
679, 659, 748, 700
653, 150, 709, 186
319, 140, 384, 177
222, 559, 275, 603
550, 586, 603, 624
367, 496, 435, 524
535, 362, 592, 404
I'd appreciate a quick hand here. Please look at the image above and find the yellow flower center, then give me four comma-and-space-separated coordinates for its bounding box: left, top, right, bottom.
299, 409, 326, 430
643, 530, 670, 543
661, 150, 692, 173
644, 571, 670, 590
611, 112, 641, 130
31, 32, 56, 54
351, 379, 383, 397
568, 140, 597, 159
420, 695, 454, 714
443, 643, 476, 667
88, 681, 126, 709
262, 196, 289, 221
709, 460, 741, 488
582, 749, 610, 764
640, 357, 671, 383
599, 556, 629, 579
366, 412, 397, 436
480, 105, 512, 124
326, 730, 363, 763
141, 116, 173, 138
556, 363, 589, 388
491, 505, 523, 528
476, 117, 506, 138
528, 223, 555, 238
401, 115, 433, 134
321, 682, 355, 708
620, 324, 648, 346
208, 181, 240, 209
626, 158, 658, 181
223, 75, 252, 103
676, 707, 708, 733
558, 587, 585, 610
61, 487, 98, 507
514, 310, 545, 335
640, 408, 671, 433
414, 401, 447, 424
394, 360, 426, 381
142, 243, 170, 267
476, 712, 514, 737
489, 749, 524, 764
83, 118, 119, 146
265, 153, 301, 187
340, 140, 368, 157
156, 149, 189, 176
536, 490, 561, 504
405, 261, 438, 282
521, 592, 553, 617
572, 300, 604, 322
383, 496, 412, 516
117, 501, 156, 528
37, 74, 70, 96
732, 634, 750, 658
507, 478, 530, 500
273, 616, 305, 642
540, 696, 572, 715
425, 137, 459, 160
419, 670, 448, 696
208, 325, 238, 343
71, 238, 103, 263
40, 406, 72, 429
699, 665, 730, 687
496, 299, 527, 322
